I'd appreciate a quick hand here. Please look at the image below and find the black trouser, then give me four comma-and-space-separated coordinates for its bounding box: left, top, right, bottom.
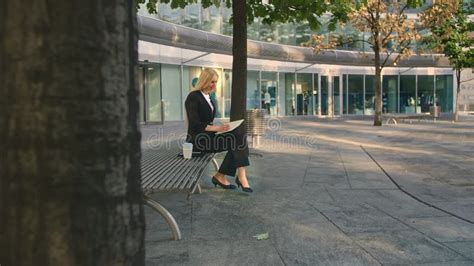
193, 124, 250, 177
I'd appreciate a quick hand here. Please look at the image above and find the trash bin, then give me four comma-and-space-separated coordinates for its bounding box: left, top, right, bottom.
429, 106, 440, 118
246, 109, 266, 147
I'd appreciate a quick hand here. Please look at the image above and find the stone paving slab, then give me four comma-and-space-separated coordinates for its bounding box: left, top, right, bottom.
403, 216, 474, 243
141, 116, 474, 265
443, 241, 474, 260
352, 230, 469, 265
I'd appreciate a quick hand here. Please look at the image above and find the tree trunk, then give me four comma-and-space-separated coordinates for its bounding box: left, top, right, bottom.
454, 69, 461, 122
230, 0, 247, 122
374, 53, 383, 126
0, 1, 145, 265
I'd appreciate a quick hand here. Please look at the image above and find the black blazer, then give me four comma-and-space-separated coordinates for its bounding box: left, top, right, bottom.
185, 90, 216, 143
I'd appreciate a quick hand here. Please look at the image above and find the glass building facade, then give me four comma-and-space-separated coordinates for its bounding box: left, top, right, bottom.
136, 0, 459, 123
138, 59, 455, 123
137, 1, 436, 52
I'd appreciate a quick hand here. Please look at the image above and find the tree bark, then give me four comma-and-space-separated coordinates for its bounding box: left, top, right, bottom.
0, 1, 145, 265
454, 69, 461, 122
374, 52, 383, 126
230, 0, 247, 122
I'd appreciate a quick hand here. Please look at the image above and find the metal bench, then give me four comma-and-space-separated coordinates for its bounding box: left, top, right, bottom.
141, 145, 219, 240
385, 114, 433, 125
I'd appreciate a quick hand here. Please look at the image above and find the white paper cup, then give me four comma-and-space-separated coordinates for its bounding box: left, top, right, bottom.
183, 143, 193, 159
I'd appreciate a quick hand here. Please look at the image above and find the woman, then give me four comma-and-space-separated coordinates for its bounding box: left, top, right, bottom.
185, 68, 252, 192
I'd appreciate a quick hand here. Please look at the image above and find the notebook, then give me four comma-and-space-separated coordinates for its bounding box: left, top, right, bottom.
215, 119, 244, 135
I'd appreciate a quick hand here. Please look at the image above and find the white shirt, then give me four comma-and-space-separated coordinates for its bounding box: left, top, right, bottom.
264, 92, 271, 104
200, 91, 214, 111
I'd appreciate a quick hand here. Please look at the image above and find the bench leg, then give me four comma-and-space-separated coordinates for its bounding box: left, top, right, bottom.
212, 158, 219, 171
188, 183, 202, 200
195, 184, 202, 194
386, 117, 397, 125
143, 195, 182, 240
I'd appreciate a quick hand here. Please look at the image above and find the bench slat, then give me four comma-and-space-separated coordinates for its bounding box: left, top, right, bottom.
142, 151, 180, 189
140, 147, 215, 194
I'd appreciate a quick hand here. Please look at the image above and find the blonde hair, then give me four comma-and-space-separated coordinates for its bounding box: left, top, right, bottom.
193, 68, 219, 92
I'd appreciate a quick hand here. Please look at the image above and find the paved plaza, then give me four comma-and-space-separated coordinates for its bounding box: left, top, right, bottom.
141, 116, 474, 265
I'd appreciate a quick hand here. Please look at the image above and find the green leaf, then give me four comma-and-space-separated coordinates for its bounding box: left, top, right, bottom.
252, 232, 269, 240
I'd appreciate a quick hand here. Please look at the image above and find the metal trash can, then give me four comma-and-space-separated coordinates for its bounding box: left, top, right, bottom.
246, 109, 266, 147
430, 106, 440, 118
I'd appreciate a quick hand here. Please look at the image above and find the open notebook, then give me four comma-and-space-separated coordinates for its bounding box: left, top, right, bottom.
215, 119, 244, 135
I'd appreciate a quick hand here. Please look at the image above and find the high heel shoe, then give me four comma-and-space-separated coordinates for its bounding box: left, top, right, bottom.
211, 176, 236, 189
235, 176, 253, 193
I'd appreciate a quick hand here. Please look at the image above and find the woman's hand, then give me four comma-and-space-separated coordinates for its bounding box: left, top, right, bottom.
205, 123, 230, 132
217, 123, 230, 132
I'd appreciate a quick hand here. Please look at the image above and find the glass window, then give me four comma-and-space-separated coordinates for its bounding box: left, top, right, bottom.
436, 75, 453, 113
284, 73, 296, 115
418, 75, 434, 113
365, 75, 375, 115
333, 76, 341, 115
138, 65, 145, 123
247, 71, 260, 110
296, 73, 313, 115
261, 72, 278, 116
146, 63, 162, 122
321, 76, 329, 115
201, 6, 222, 34
343, 75, 348, 114
278, 73, 286, 116
400, 75, 417, 113
223, 69, 232, 118
383, 75, 398, 113
348, 75, 364, 114
313, 74, 319, 116
161, 64, 182, 121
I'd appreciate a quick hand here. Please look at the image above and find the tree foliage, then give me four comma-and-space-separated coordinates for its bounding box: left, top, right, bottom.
137, 0, 351, 28
420, 0, 474, 70
307, 0, 423, 126
420, 0, 474, 121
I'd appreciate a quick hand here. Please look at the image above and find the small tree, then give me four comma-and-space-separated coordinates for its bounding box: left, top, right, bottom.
308, 0, 422, 126
420, 0, 474, 121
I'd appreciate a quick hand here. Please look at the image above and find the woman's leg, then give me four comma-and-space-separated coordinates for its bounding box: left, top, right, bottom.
215, 123, 249, 173
202, 123, 250, 186
237, 167, 250, 188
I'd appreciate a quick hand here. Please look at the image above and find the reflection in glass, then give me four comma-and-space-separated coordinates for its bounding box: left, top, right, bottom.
284, 73, 295, 115
296, 73, 313, 115
383, 75, 398, 113
348, 75, 364, 114
343, 75, 348, 114
161, 64, 183, 121
365, 75, 375, 115
333, 76, 341, 115
418, 76, 434, 113
138, 65, 145, 122
321, 76, 329, 115
149, 1, 433, 52
400, 75, 417, 113
246, 71, 260, 109
278, 73, 286, 116
261, 72, 278, 116
313, 74, 319, 116
223, 69, 232, 117
436, 75, 453, 113
146, 64, 162, 122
